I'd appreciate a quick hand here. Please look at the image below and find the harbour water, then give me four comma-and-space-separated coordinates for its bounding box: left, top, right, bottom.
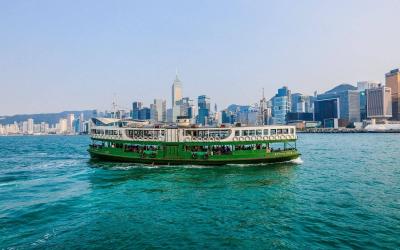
0, 134, 399, 249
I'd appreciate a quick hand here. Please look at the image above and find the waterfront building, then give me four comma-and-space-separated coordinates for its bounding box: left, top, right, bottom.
359, 91, 367, 121
287, 112, 313, 123
132, 102, 143, 120
33, 124, 41, 134
385, 69, 400, 120
366, 85, 392, 120
315, 84, 360, 125
58, 118, 68, 134
357, 81, 380, 121
27, 118, 34, 134
22, 121, 28, 134
271, 86, 291, 124
197, 95, 211, 125
40, 122, 48, 133
79, 113, 85, 133
314, 98, 340, 126
67, 114, 75, 133
150, 99, 167, 122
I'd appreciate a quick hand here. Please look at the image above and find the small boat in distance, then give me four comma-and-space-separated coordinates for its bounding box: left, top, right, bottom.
88, 118, 300, 165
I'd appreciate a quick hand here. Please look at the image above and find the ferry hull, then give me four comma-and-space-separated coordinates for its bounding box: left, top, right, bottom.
88, 149, 300, 166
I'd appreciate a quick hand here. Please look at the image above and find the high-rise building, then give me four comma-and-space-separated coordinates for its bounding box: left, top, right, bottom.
271, 86, 291, 124
172, 75, 182, 107
314, 98, 340, 125
58, 118, 68, 134
385, 69, 400, 120
197, 95, 211, 125
316, 84, 360, 124
357, 81, 380, 121
67, 114, 75, 133
132, 101, 143, 120
366, 85, 392, 119
139, 107, 151, 120
150, 99, 167, 122
27, 118, 34, 134
258, 89, 271, 125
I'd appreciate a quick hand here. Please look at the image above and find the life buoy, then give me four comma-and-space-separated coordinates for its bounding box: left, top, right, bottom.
263, 136, 269, 140
251, 136, 257, 141
215, 137, 221, 141
256, 136, 262, 141
209, 137, 214, 141
245, 136, 250, 141
239, 137, 245, 141
233, 137, 238, 141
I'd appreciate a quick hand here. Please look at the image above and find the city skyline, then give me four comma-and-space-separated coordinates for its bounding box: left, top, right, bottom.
1, 0, 400, 115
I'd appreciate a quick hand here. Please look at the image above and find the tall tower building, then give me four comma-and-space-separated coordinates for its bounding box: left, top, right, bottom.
151, 99, 167, 122
27, 118, 34, 134
366, 85, 392, 120
385, 69, 400, 120
67, 114, 75, 133
172, 74, 182, 107
197, 95, 211, 125
132, 102, 143, 120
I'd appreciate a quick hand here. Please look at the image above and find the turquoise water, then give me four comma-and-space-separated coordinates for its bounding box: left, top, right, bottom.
0, 134, 399, 249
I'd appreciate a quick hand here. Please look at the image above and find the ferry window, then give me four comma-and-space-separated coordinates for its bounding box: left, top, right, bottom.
271, 129, 276, 135
161, 130, 165, 136
283, 129, 288, 134
263, 129, 269, 135
242, 130, 249, 136
249, 130, 255, 136
290, 128, 294, 134
277, 129, 282, 134
256, 130, 262, 136
235, 130, 240, 136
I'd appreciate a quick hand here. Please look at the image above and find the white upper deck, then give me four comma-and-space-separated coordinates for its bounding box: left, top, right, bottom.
90, 123, 297, 143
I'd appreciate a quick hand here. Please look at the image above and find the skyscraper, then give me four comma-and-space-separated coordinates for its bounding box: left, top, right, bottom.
172, 74, 182, 107
150, 99, 167, 122
271, 86, 291, 124
197, 95, 211, 125
67, 114, 75, 133
366, 85, 392, 119
385, 69, 400, 120
27, 118, 34, 134
315, 84, 360, 124
132, 102, 143, 120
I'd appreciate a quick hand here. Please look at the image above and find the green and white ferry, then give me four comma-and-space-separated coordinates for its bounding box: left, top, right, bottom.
88, 118, 300, 165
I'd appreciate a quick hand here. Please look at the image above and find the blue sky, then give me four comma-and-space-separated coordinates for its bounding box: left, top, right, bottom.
1, 0, 399, 115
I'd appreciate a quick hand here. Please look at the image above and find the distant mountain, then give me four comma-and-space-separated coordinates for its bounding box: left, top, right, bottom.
325, 84, 357, 94
0, 110, 95, 125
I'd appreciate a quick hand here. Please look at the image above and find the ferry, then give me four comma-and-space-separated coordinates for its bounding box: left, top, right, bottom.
88, 118, 300, 165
